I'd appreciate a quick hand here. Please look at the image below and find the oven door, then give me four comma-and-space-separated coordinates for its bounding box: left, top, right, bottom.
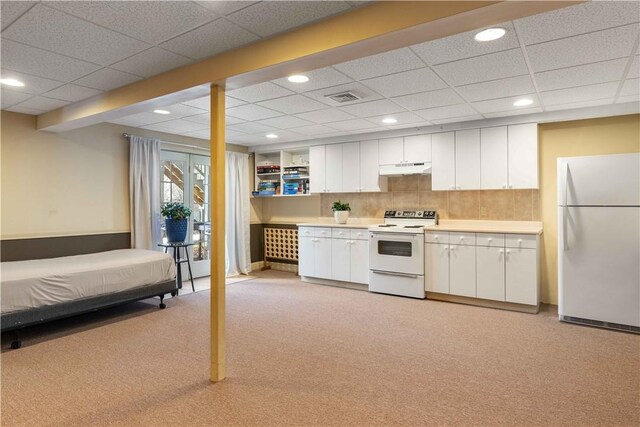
369, 232, 424, 275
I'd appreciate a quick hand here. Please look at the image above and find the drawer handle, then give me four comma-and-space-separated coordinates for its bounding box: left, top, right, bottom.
488, 238, 493, 242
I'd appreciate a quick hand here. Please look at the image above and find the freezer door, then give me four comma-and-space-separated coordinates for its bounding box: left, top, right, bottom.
558, 153, 640, 206
559, 206, 640, 327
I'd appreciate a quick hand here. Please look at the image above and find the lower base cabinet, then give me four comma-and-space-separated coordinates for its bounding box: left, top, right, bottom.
505, 247, 537, 305
426, 243, 450, 293
476, 246, 505, 301
350, 239, 369, 285
299, 235, 332, 279
449, 244, 476, 297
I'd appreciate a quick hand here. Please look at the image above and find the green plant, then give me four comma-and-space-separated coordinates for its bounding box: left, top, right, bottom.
161, 202, 192, 220
332, 201, 351, 212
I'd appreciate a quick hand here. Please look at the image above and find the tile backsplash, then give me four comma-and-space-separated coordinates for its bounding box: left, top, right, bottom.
320, 175, 540, 221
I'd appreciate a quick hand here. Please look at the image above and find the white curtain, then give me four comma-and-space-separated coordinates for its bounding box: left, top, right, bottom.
225, 151, 251, 276
129, 135, 161, 250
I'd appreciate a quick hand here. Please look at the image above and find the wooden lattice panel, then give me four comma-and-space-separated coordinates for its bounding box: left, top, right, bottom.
264, 228, 298, 261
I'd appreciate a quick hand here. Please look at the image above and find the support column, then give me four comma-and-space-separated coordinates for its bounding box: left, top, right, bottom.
210, 84, 225, 382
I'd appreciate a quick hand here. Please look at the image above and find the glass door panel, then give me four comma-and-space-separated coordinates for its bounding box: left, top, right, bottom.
190, 154, 211, 278
160, 152, 189, 245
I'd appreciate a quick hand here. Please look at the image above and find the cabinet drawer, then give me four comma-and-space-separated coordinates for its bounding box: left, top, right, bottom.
299, 227, 315, 238
476, 233, 505, 247
350, 228, 369, 241
332, 228, 351, 239
425, 231, 449, 244
314, 228, 333, 238
449, 232, 476, 246
505, 234, 537, 249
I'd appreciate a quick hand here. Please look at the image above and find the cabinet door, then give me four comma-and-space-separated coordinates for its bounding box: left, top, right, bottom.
309, 145, 326, 193
331, 238, 351, 282
378, 137, 404, 165
404, 134, 431, 163
454, 129, 480, 190
508, 123, 538, 189
431, 132, 456, 191
425, 243, 450, 293
449, 244, 476, 297
476, 246, 505, 301
481, 126, 508, 189
350, 239, 369, 284
299, 236, 315, 277
341, 142, 361, 192
314, 238, 332, 280
505, 247, 537, 305
325, 144, 343, 193
360, 140, 384, 192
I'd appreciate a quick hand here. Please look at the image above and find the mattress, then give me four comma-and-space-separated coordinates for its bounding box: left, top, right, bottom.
1, 249, 176, 314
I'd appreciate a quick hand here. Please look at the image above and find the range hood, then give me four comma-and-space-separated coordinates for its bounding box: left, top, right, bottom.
379, 163, 432, 176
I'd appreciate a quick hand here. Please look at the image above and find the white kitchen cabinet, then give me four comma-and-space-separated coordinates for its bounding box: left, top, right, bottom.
425, 243, 450, 293
508, 123, 538, 189
350, 239, 369, 284
431, 132, 456, 191
378, 137, 404, 165
476, 246, 505, 301
454, 129, 480, 190
449, 244, 476, 297
325, 144, 343, 193
481, 126, 508, 190
298, 236, 315, 277
505, 247, 537, 305
404, 134, 432, 164
341, 142, 360, 193
331, 238, 351, 282
309, 145, 326, 194
314, 236, 332, 280
360, 140, 387, 192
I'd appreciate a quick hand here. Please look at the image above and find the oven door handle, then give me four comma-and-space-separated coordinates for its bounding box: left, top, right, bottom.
371, 269, 420, 279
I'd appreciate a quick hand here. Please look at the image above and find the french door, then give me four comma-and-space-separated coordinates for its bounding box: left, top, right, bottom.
160, 151, 211, 278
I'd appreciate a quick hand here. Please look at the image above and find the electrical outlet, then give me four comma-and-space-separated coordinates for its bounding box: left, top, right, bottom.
480, 206, 487, 217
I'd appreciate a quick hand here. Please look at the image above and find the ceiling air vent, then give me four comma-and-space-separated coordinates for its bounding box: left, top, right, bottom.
324, 90, 362, 104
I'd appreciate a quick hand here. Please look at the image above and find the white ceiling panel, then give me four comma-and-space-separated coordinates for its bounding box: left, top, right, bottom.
16, 96, 70, 111
303, 82, 383, 107
160, 18, 259, 60
255, 115, 313, 129
225, 96, 247, 108
226, 104, 282, 121
252, 129, 305, 141
196, 1, 257, 16
392, 88, 464, 110
545, 98, 614, 112
1, 89, 32, 108
0, 69, 63, 95
227, 134, 270, 145
227, 121, 276, 134
288, 124, 339, 135
411, 22, 519, 65
365, 111, 425, 127
431, 115, 483, 125
182, 113, 210, 125
108, 112, 173, 127
627, 56, 640, 79
3, 4, 149, 66
72, 68, 142, 91
483, 107, 543, 118
333, 48, 424, 80
1, 1, 36, 31
620, 79, 640, 97
140, 123, 186, 134
456, 75, 535, 103
5, 105, 45, 115
434, 48, 528, 86
111, 47, 192, 78
540, 82, 619, 105
43, 84, 102, 102
472, 94, 540, 113
414, 104, 478, 121
256, 94, 327, 115
361, 67, 447, 98
227, 82, 294, 103
272, 67, 353, 93
325, 118, 379, 131
45, 1, 220, 44
337, 99, 406, 118
514, 1, 640, 46
294, 108, 356, 124
155, 103, 207, 118
1, 40, 101, 81
617, 95, 640, 104
182, 96, 211, 110
526, 24, 639, 73
535, 58, 628, 92
145, 119, 209, 132
181, 130, 210, 140
225, 115, 247, 125
227, 1, 351, 38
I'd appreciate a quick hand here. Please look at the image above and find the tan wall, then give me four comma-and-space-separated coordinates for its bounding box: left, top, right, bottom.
538, 114, 640, 305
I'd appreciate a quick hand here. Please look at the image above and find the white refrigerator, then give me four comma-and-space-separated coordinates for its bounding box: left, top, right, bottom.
558, 153, 640, 332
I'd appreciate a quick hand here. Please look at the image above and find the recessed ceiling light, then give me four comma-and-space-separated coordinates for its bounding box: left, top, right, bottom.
287, 75, 309, 83
0, 78, 25, 87
474, 27, 506, 42
153, 109, 171, 115
266, 133, 278, 139
382, 117, 397, 124
513, 98, 534, 107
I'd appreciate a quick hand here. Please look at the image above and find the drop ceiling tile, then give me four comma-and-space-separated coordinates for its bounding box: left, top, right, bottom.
540, 82, 618, 105
628, 56, 640, 79
294, 108, 356, 124
431, 115, 484, 125
514, 1, 640, 45
181, 130, 211, 140
348, 126, 386, 135
365, 111, 425, 127
227, 82, 294, 103
255, 129, 306, 141
456, 75, 535, 102
337, 99, 406, 118
414, 104, 478, 121
5, 105, 45, 115
472, 94, 540, 113
73, 68, 142, 91
483, 107, 543, 118
620, 79, 640, 97
1, 40, 101, 81
303, 82, 383, 107
157, 103, 207, 118
3, 4, 149, 65
43, 84, 102, 102
256, 94, 326, 115
272, 67, 353, 93
224, 129, 245, 138
386, 121, 432, 130
160, 18, 259, 60
144, 119, 209, 132
139, 123, 183, 134
256, 115, 313, 129
1, 89, 32, 108
0, 69, 63, 95
16, 96, 70, 112
434, 48, 528, 86
227, 122, 276, 134
535, 58, 628, 92
525, 24, 638, 73
288, 124, 338, 135
181, 96, 212, 110
111, 47, 192, 78
227, 1, 350, 38
110, 112, 174, 127
361, 67, 447, 98
196, 1, 257, 16
182, 113, 210, 125
227, 134, 269, 145
226, 104, 282, 121
412, 22, 519, 65
392, 88, 464, 110
333, 47, 425, 80
617, 95, 640, 104
325, 118, 379, 131
1, 1, 36, 31
545, 98, 614, 112
46, 1, 220, 44
225, 96, 247, 109
225, 115, 246, 125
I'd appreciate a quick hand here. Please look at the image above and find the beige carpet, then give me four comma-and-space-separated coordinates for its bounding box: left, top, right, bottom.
1, 270, 638, 426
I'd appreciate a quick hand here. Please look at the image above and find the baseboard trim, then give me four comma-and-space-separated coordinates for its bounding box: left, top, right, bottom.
426, 292, 540, 314
301, 276, 368, 292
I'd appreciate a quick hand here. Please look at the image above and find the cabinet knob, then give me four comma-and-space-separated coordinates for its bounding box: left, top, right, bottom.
502, 184, 506, 189
509, 185, 513, 189
459, 236, 464, 241
434, 235, 439, 240
499, 249, 504, 253
488, 238, 493, 242
518, 239, 523, 243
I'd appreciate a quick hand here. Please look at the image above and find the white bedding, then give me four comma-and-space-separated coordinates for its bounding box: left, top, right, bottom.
1, 249, 176, 314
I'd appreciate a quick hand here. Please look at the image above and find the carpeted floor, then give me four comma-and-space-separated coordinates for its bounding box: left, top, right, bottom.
1, 270, 638, 426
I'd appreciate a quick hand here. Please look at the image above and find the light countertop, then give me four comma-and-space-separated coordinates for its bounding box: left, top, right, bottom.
425, 220, 543, 235
297, 219, 379, 229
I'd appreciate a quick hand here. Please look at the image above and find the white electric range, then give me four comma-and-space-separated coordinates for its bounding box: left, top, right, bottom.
368, 210, 438, 299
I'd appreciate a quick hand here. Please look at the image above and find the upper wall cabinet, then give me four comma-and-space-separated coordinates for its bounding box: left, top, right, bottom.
480, 126, 508, 189
309, 145, 326, 194
360, 140, 387, 192
454, 129, 480, 190
379, 135, 431, 165
507, 123, 538, 189
432, 132, 456, 191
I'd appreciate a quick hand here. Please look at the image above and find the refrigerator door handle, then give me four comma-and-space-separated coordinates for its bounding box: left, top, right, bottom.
562, 161, 569, 251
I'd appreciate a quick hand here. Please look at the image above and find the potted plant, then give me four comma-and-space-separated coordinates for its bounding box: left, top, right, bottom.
332, 201, 351, 224
161, 202, 192, 243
